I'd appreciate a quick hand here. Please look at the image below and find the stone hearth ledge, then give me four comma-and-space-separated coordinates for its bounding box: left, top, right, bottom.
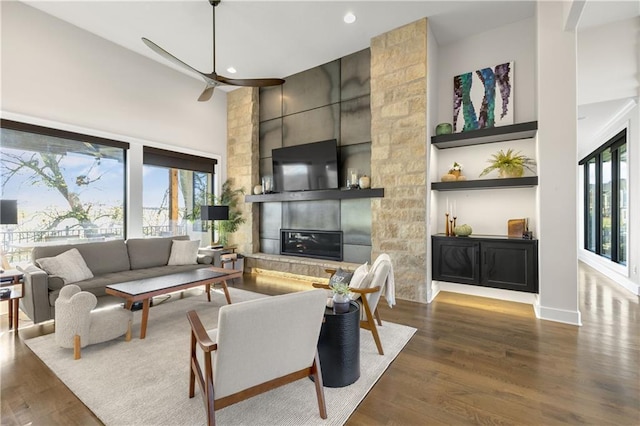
243, 253, 361, 283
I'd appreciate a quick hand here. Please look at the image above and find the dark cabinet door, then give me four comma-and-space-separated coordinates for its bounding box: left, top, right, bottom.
481, 241, 538, 292
432, 237, 480, 285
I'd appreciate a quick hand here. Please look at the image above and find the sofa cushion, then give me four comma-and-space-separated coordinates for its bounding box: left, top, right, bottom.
48, 263, 210, 304
126, 235, 189, 270
168, 240, 200, 266
36, 248, 94, 284
32, 239, 131, 276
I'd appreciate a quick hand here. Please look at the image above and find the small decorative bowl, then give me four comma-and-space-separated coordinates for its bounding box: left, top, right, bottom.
454, 224, 473, 237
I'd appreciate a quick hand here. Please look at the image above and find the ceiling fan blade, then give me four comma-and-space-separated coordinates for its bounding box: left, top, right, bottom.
216, 75, 285, 87
198, 85, 215, 102
142, 37, 207, 79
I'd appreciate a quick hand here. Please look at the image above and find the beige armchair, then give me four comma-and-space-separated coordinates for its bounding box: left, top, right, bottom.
314, 254, 395, 355
55, 284, 133, 360
187, 289, 328, 426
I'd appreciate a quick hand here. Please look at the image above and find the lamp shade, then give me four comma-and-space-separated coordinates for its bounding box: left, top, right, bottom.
201, 205, 229, 221
0, 200, 18, 225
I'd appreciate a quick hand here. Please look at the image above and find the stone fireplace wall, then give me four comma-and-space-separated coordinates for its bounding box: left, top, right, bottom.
227, 18, 429, 303
370, 18, 428, 302
226, 87, 259, 255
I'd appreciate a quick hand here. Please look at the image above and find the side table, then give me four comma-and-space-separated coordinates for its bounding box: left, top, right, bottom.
0, 269, 24, 331
317, 301, 360, 387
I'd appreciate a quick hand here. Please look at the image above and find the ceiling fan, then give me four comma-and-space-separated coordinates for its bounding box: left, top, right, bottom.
142, 0, 284, 101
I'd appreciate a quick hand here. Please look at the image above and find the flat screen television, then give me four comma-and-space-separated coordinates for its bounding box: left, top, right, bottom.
272, 140, 339, 192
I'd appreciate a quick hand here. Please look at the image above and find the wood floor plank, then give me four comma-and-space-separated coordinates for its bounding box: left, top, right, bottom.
1, 262, 638, 425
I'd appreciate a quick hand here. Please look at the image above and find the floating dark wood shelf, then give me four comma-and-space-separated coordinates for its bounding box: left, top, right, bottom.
431, 121, 538, 149
431, 177, 538, 191
245, 188, 384, 203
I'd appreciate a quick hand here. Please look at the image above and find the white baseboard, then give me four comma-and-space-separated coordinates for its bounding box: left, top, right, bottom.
534, 302, 582, 326
427, 282, 440, 303
578, 253, 639, 296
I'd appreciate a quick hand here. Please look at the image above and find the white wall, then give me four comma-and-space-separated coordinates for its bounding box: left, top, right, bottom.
1, 2, 228, 237
425, 19, 439, 302
535, 1, 580, 325
432, 19, 538, 238
436, 17, 537, 125
577, 17, 639, 106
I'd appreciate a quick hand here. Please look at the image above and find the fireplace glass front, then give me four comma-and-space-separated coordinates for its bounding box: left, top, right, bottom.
280, 229, 343, 261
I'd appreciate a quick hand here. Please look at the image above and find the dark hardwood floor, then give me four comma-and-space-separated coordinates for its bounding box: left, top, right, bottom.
1, 262, 638, 425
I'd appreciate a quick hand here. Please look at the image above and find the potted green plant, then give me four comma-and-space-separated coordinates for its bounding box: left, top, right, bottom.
330, 282, 352, 314
479, 149, 536, 178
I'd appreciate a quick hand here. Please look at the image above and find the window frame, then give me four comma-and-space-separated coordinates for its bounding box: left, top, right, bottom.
1, 118, 130, 238
579, 129, 627, 265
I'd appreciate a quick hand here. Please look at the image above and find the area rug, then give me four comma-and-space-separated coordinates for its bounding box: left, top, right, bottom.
25, 287, 416, 425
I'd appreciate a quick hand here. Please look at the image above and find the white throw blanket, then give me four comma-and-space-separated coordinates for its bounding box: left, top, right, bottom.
375, 253, 396, 307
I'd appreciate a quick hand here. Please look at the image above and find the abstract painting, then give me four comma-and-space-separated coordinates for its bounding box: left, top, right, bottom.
453, 62, 514, 132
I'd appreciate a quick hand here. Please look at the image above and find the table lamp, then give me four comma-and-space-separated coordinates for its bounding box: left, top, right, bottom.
1, 199, 18, 273
200, 205, 229, 248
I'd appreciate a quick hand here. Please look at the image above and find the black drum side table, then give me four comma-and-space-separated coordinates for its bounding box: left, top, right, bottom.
317, 301, 360, 387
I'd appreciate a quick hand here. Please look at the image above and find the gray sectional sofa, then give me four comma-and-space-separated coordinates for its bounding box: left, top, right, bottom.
20, 235, 213, 324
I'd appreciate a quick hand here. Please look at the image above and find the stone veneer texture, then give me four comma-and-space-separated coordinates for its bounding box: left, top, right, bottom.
226, 19, 429, 303
226, 87, 259, 255
370, 18, 428, 302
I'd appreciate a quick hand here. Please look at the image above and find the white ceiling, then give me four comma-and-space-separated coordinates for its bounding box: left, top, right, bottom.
21, 0, 640, 143
23, 0, 538, 80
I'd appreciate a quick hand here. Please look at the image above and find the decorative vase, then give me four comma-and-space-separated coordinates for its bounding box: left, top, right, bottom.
441, 174, 457, 182
449, 170, 461, 178
332, 293, 350, 314
253, 185, 263, 195
435, 123, 453, 135
358, 175, 371, 189
499, 167, 524, 178
261, 175, 273, 193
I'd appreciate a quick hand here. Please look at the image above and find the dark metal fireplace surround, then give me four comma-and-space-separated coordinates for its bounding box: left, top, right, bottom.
280, 229, 343, 261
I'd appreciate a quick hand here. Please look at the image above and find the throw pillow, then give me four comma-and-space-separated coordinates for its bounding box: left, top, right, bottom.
167, 239, 200, 266
349, 262, 371, 300
36, 248, 94, 284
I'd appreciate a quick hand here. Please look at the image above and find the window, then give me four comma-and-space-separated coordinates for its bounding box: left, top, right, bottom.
1, 120, 128, 263
142, 147, 216, 244
580, 129, 627, 265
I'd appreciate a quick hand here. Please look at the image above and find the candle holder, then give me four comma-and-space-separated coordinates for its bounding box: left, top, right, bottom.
450, 218, 455, 236
453, 216, 457, 234
445, 213, 450, 236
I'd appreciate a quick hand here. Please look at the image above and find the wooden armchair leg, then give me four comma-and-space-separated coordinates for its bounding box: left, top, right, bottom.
74, 335, 81, 360
369, 321, 384, 355
374, 308, 383, 326
311, 353, 327, 419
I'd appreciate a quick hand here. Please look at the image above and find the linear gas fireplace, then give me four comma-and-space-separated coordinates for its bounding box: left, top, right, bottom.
280, 229, 343, 261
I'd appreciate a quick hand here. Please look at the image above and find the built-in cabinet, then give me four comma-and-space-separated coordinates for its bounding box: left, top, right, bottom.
430, 121, 540, 293
432, 235, 538, 293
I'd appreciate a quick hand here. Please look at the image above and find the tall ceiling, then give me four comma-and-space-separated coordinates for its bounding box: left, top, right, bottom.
20, 1, 640, 145
23, 0, 540, 80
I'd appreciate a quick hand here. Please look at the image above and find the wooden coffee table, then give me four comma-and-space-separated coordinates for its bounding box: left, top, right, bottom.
106, 267, 240, 339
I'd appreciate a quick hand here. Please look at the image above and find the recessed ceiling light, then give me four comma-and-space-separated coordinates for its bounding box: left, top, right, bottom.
343, 12, 356, 24
227, 67, 237, 74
